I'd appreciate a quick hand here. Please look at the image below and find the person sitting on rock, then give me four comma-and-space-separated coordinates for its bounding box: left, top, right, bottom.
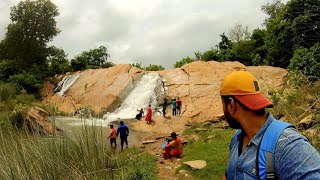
135, 108, 144, 120
162, 132, 183, 159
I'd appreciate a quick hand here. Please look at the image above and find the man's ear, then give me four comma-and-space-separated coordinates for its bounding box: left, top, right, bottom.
227, 97, 237, 114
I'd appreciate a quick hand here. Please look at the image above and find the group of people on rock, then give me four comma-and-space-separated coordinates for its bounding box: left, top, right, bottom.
134, 97, 183, 124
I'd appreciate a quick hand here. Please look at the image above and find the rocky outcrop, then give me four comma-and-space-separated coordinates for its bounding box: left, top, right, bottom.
43, 61, 288, 121
159, 61, 288, 121
42, 64, 144, 115
183, 160, 207, 170
25, 107, 62, 135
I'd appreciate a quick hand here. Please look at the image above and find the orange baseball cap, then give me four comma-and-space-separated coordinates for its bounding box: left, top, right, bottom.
220, 71, 273, 110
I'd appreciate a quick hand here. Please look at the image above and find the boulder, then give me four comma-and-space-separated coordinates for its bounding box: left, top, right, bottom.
183, 160, 207, 170
24, 107, 62, 136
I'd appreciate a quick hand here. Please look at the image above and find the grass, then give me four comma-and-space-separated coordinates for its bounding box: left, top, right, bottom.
179, 122, 235, 180
0, 125, 157, 179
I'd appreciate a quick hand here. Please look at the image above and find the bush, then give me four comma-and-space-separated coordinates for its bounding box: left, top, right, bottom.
144, 64, 165, 71
0, 83, 17, 102
289, 43, 320, 82
8, 73, 43, 95
174, 56, 194, 68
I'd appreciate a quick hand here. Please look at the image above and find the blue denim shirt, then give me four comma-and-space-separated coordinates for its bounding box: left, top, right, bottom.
226, 113, 320, 180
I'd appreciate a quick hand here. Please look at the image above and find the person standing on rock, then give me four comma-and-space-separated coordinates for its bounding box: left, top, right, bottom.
108, 124, 117, 147
135, 108, 144, 120
220, 71, 320, 180
117, 121, 129, 151
162, 132, 183, 159
162, 98, 168, 117
172, 99, 177, 116
176, 97, 182, 116
145, 105, 152, 124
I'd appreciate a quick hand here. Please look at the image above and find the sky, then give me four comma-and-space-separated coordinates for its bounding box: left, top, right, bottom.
0, 0, 288, 68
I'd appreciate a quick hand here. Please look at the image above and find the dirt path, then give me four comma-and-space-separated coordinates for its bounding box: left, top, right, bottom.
127, 115, 194, 180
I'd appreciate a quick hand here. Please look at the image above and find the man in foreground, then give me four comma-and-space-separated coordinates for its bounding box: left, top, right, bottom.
117, 121, 129, 151
220, 71, 320, 180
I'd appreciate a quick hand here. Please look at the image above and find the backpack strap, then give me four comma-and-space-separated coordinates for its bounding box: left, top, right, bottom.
258, 120, 294, 180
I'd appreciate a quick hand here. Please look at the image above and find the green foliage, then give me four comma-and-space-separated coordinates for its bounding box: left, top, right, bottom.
47, 46, 71, 75
71, 46, 112, 71
132, 62, 144, 69
0, 83, 17, 102
289, 43, 320, 81
0, 0, 60, 69
217, 33, 233, 50
144, 64, 165, 71
263, 0, 320, 68
174, 56, 194, 68
201, 49, 221, 61
8, 73, 42, 95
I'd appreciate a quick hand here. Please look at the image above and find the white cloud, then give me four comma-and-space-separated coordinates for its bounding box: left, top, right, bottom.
0, 0, 289, 68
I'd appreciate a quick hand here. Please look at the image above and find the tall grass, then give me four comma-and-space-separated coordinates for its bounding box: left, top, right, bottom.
0, 125, 157, 179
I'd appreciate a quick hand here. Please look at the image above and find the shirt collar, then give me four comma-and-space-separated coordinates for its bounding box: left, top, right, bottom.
237, 113, 275, 146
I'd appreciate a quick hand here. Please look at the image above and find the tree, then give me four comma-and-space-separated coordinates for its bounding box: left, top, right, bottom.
0, 0, 60, 70
201, 49, 221, 61
174, 56, 194, 68
229, 24, 251, 42
132, 62, 143, 69
47, 46, 70, 75
263, 0, 320, 67
217, 33, 233, 50
70, 46, 113, 71
144, 64, 165, 71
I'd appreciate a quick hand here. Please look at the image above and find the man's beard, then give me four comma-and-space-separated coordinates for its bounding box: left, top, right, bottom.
224, 109, 242, 129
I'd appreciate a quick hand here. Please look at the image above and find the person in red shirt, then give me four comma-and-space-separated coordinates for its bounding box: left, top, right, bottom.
145, 105, 152, 124
162, 132, 183, 159
176, 97, 182, 116
108, 124, 117, 147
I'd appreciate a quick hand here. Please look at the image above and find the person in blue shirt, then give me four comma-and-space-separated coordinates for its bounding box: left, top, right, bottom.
117, 121, 129, 151
220, 71, 320, 180
172, 99, 177, 116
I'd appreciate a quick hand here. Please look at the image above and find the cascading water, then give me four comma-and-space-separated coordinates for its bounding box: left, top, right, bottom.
55, 74, 80, 97
103, 73, 162, 123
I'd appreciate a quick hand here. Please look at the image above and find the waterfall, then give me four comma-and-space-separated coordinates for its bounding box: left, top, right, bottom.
55, 74, 80, 97
103, 73, 161, 123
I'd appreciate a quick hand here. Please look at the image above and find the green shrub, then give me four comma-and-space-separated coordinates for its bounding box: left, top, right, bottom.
289, 43, 320, 82
8, 73, 43, 95
174, 56, 194, 68
0, 83, 17, 102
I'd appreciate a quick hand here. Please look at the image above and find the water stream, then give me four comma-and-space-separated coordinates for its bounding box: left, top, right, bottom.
55, 74, 80, 97
103, 73, 162, 123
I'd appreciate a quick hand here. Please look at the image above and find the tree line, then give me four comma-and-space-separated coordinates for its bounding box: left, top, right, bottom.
174, 0, 320, 82
0, 0, 319, 97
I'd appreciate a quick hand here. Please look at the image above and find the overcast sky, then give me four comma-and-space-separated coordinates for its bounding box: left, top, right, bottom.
0, 0, 288, 68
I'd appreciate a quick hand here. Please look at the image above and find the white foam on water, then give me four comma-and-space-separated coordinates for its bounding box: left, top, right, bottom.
56, 74, 80, 97
50, 116, 108, 127
103, 73, 161, 123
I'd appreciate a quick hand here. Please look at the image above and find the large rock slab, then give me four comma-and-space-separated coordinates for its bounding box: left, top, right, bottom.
160, 61, 288, 121
42, 64, 144, 114
42, 61, 288, 122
